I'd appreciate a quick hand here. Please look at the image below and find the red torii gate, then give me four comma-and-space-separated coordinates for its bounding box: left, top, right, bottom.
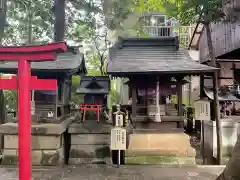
0, 43, 67, 180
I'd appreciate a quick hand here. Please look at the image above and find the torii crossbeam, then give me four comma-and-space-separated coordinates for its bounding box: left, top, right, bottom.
0, 42, 67, 180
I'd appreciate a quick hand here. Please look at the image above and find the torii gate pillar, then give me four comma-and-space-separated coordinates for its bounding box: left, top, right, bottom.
0, 43, 67, 180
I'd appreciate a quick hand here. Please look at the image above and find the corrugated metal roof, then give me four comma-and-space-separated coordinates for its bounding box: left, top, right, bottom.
108, 37, 218, 75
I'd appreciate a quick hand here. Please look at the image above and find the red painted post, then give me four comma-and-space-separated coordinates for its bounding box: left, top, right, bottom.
18, 60, 31, 180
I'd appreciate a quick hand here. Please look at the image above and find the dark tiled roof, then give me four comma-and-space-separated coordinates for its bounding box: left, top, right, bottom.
76, 76, 110, 94
204, 87, 240, 101
107, 37, 218, 76
0, 47, 87, 74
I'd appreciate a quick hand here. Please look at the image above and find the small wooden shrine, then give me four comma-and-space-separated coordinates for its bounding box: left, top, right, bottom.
76, 76, 110, 122
0, 46, 87, 122
108, 36, 218, 131
76, 76, 110, 105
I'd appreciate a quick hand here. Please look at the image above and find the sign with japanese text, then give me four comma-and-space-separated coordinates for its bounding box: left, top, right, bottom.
110, 127, 126, 150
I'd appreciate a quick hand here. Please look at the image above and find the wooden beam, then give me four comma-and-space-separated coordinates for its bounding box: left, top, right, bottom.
204, 76, 233, 79
176, 76, 184, 116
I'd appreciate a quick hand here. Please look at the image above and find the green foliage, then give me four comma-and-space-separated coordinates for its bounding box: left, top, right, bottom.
4, 90, 18, 111
3, 0, 53, 45
111, 89, 120, 105
71, 76, 84, 105
135, 0, 224, 25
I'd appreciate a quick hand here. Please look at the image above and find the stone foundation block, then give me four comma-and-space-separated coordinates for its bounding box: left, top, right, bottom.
203, 119, 239, 159
1, 149, 18, 165
71, 134, 110, 145
69, 145, 110, 158
41, 148, 64, 166
4, 135, 62, 150
2, 148, 64, 166
2, 149, 43, 165
128, 133, 196, 157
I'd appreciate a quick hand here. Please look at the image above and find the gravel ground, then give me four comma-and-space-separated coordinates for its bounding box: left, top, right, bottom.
0, 165, 225, 180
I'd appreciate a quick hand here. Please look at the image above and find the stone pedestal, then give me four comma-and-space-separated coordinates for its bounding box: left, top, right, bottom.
68, 122, 112, 164
216, 134, 240, 179
0, 116, 75, 166
203, 118, 240, 164
126, 132, 196, 165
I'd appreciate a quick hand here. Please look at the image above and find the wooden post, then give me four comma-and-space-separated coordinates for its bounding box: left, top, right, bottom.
200, 74, 204, 98
233, 62, 236, 110
131, 80, 137, 120
177, 77, 183, 116
188, 75, 192, 106
155, 76, 161, 122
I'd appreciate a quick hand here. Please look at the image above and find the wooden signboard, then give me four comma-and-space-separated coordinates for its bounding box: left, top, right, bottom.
110, 127, 126, 150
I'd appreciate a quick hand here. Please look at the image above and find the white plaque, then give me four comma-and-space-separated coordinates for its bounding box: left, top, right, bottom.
31, 101, 35, 115
194, 100, 211, 121
110, 127, 126, 150
115, 114, 123, 127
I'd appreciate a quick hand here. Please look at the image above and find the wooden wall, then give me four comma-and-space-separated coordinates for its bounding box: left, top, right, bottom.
225, 0, 240, 9
199, 21, 240, 62
203, 62, 240, 88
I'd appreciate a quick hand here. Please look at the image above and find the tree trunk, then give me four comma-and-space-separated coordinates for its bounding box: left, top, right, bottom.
205, 22, 222, 165
215, 134, 240, 180
53, 0, 65, 42
204, 8, 222, 164
28, 5, 33, 44
0, 0, 7, 150
0, 0, 7, 120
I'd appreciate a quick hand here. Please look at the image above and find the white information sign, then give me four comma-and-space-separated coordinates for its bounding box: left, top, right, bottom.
194, 100, 211, 121
110, 127, 126, 150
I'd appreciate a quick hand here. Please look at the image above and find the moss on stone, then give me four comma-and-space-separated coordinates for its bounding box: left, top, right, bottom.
41, 150, 60, 166
126, 156, 177, 165
95, 146, 110, 158
2, 155, 18, 165
70, 148, 94, 158
70, 146, 110, 158
126, 156, 195, 165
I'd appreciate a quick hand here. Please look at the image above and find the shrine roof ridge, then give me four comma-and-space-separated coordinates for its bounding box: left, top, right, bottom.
0, 42, 68, 54
117, 36, 179, 49
0, 46, 87, 75
81, 76, 110, 81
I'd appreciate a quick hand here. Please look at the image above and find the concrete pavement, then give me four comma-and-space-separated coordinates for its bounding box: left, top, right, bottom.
0, 165, 225, 180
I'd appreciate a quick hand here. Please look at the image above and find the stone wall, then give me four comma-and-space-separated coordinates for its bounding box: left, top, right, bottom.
2, 134, 64, 166
0, 115, 76, 166
68, 122, 112, 164
215, 134, 240, 180
203, 118, 240, 164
